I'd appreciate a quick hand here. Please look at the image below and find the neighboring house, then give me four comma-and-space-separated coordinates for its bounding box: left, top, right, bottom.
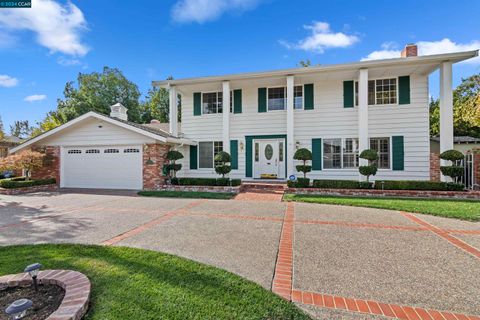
0, 135, 22, 158
10, 46, 479, 190
430, 136, 480, 154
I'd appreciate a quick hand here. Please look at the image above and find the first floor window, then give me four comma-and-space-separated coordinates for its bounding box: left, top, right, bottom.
343, 138, 359, 168
323, 139, 342, 169
370, 137, 390, 169
199, 141, 223, 168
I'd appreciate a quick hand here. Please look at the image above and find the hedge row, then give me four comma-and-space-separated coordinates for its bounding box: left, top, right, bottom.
287, 179, 464, 191
373, 180, 464, 191
171, 177, 242, 187
0, 178, 56, 189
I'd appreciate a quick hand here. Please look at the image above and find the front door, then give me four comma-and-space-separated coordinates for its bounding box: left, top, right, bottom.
256, 140, 279, 179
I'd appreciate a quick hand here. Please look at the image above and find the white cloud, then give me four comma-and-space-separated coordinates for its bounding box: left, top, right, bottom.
0, 0, 89, 56
280, 21, 359, 53
0, 74, 18, 87
57, 56, 81, 66
24, 94, 47, 102
362, 39, 480, 63
171, 0, 260, 23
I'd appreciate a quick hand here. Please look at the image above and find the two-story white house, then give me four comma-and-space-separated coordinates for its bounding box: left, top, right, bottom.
154, 45, 477, 183
10, 45, 478, 190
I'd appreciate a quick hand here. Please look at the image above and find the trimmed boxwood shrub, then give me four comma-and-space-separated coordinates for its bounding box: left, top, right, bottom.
0, 178, 56, 189
312, 180, 372, 189
373, 180, 464, 191
173, 177, 241, 187
287, 178, 310, 188
440, 166, 464, 179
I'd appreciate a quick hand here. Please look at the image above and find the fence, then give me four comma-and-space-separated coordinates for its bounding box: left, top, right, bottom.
457, 153, 475, 189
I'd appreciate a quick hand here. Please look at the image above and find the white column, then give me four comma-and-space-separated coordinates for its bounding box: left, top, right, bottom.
439, 61, 454, 181
222, 81, 230, 153
358, 68, 369, 179
169, 86, 178, 137
286, 75, 295, 177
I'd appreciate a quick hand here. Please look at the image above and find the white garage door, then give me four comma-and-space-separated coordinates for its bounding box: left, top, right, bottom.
63, 145, 143, 190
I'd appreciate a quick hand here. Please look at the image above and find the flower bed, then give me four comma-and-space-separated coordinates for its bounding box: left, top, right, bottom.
0, 269, 90, 320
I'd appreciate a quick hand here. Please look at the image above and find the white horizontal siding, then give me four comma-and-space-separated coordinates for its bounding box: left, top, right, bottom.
41, 118, 155, 146
179, 73, 430, 181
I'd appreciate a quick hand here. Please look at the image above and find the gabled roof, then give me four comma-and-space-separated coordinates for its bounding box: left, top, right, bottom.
10, 111, 195, 154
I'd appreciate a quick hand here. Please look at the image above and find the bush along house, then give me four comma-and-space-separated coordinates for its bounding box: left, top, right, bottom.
9, 45, 479, 190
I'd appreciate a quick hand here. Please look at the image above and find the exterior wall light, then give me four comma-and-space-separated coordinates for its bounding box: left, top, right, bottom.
239, 141, 244, 152
24, 263, 41, 292
5, 299, 33, 319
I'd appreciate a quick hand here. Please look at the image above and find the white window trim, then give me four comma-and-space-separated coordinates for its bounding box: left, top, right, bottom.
322, 137, 360, 171
197, 140, 223, 170
354, 77, 399, 107
201, 90, 235, 115
369, 136, 392, 170
266, 85, 304, 112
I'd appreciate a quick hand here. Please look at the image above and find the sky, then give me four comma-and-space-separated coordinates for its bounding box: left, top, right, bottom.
0, 0, 479, 131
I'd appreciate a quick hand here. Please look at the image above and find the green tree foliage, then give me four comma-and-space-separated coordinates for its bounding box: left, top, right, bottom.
0, 116, 4, 140
56, 67, 142, 123
294, 148, 312, 178
430, 74, 480, 138
359, 149, 378, 182
214, 151, 231, 178
165, 150, 184, 178
10, 120, 33, 139
140, 86, 170, 123
439, 149, 464, 181
30, 111, 67, 138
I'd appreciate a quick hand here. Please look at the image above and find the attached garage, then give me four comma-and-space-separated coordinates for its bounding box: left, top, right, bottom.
10, 105, 195, 190
62, 145, 143, 190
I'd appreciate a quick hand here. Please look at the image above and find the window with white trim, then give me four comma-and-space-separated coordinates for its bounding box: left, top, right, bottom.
202, 91, 233, 114
323, 138, 360, 169
124, 148, 140, 153
370, 137, 390, 169
67, 149, 82, 154
323, 139, 342, 169
85, 149, 100, 154
104, 149, 119, 153
355, 78, 396, 106
268, 86, 303, 111
198, 141, 223, 169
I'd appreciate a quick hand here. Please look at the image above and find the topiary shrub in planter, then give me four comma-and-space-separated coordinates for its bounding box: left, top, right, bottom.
165, 150, 184, 179
359, 149, 378, 182
294, 148, 312, 179
214, 151, 232, 178
439, 149, 464, 181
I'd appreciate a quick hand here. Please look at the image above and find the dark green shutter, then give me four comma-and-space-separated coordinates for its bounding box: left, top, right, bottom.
258, 88, 267, 113
343, 81, 354, 108
312, 138, 322, 170
304, 84, 314, 110
392, 136, 404, 170
189, 145, 198, 169
245, 138, 253, 177
398, 76, 410, 105
193, 92, 201, 116
230, 140, 238, 170
233, 89, 242, 114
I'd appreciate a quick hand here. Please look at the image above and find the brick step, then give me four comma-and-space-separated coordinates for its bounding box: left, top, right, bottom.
242, 182, 287, 192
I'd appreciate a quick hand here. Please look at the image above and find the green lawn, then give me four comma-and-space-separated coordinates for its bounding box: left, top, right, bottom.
0, 244, 310, 320
283, 194, 480, 221
138, 190, 235, 199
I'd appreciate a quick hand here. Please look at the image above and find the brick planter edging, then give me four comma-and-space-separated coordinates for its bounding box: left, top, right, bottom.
152, 185, 243, 194
286, 188, 480, 200
0, 184, 58, 195
0, 269, 91, 320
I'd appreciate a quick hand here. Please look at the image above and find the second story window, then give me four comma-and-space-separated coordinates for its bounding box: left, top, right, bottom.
355, 79, 395, 106
202, 92, 222, 114
268, 86, 303, 111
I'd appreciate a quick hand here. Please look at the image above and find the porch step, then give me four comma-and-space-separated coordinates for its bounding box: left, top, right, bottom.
242, 182, 287, 192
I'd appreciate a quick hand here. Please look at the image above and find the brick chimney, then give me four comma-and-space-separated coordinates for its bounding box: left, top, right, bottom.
401, 44, 418, 58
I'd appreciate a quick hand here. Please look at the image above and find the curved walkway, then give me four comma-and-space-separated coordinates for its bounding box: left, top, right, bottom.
1, 190, 479, 319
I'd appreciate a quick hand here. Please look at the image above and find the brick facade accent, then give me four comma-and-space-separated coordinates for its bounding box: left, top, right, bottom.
31, 146, 60, 184
430, 152, 441, 182
143, 143, 170, 190
474, 149, 480, 189
0, 183, 57, 195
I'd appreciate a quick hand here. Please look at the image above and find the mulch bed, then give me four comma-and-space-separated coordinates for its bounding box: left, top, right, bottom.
0, 284, 65, 320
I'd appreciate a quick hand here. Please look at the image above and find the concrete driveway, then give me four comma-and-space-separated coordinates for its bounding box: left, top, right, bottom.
1, 190, 479, 320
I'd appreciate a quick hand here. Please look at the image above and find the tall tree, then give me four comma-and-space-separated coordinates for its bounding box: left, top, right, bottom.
30, 111, 67, 137
57, 66, 142, 123
430, 73, 480, 138
140, 77, 181, 124
10, 120, 33, 139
